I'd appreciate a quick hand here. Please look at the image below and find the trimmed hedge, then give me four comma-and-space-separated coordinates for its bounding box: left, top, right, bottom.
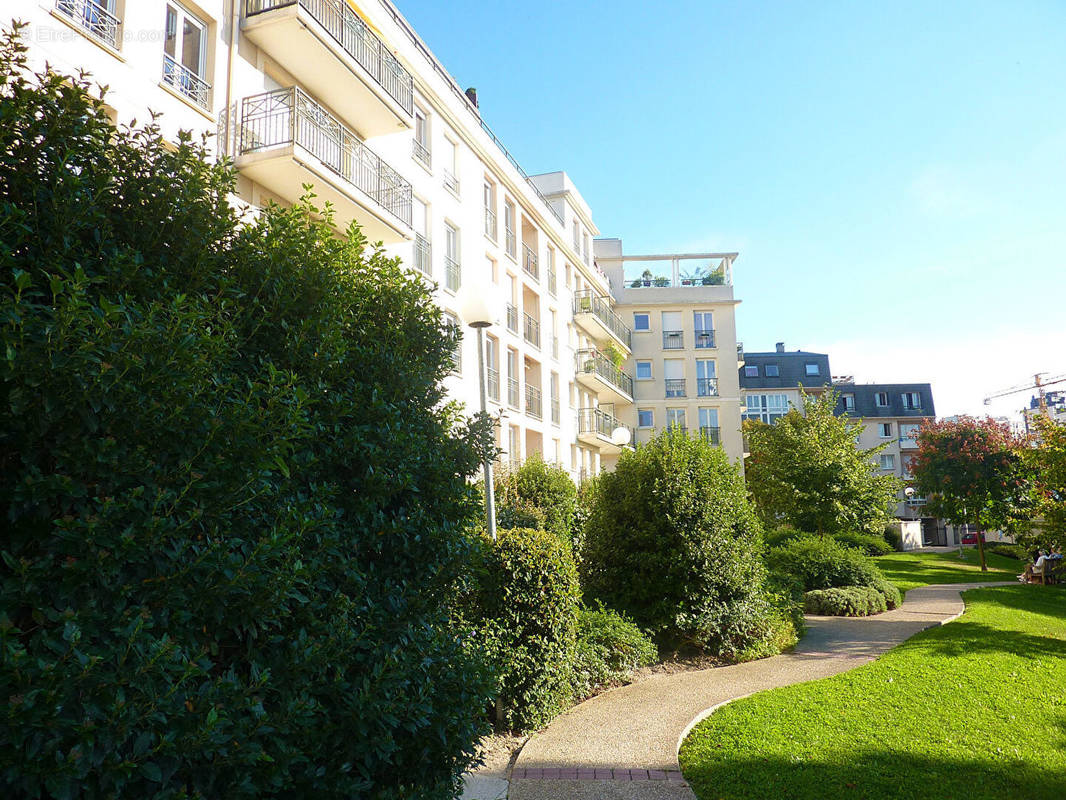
987, 543, 1027, 560
883, 525, 903, 551
476, 528, 581, 732
494, 455, 579, 550
767, 537, 884, 592
805, 586, 888, 616
836, 531, 895, 557
570, 604, 657, 700
870, 577, 903, 610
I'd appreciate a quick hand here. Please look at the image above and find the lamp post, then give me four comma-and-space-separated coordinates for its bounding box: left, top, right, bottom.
610, 425, 631, 449
460, 288, 499, 541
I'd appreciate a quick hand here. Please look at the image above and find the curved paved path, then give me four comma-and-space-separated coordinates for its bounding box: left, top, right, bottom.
506, 582, 1013, 800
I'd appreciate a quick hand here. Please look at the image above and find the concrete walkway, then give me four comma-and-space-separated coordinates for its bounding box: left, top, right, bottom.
506, 581, 1013, 800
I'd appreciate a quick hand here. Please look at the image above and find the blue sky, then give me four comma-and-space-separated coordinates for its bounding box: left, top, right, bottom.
399, 0, 1066, 418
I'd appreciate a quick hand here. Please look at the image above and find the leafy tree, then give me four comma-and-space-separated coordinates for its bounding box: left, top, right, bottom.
494, 453, 578, 549
911, 416, 1031, 571
744, 389, 900, 537
0, 28, 493, 799
1022, 416, 1066, 549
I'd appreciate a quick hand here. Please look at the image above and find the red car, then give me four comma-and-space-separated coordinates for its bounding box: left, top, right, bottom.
961, 531, 984, 545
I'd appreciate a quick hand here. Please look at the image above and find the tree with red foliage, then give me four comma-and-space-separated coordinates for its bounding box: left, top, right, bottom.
911, 417, 1031, 571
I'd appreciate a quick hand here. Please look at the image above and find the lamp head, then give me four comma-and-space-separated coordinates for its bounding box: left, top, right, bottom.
459, 286, 500, 329
610, 426, 632, 447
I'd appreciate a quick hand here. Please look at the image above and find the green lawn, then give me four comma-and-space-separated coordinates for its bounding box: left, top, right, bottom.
874, 549, 1020, 595
679, 585, 1066, 800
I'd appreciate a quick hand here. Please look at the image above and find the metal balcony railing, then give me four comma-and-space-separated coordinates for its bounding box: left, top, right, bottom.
665, 378, 686, 398
484, 207, 497, 240
245, 0, 414, 115
577, 407, 633, 443
444, 255, 460, 292
506, 303, 518, 334
576, 349, 634, 399
694, 330, 716, 349
572, 290, 633, 349
551, 398, 561, 425
412, 138, 431, 168
238, 87, 413, 227
523, 244, 539, 281
443, 169, 460, 195
163, 53, 211, 109
56, 0, 120, 49
700, 426, 721, 445
487, 367, 500, 402
697, 378, 719, 397
507, 377, 520, 408
525, 385, 542, 419
523, 312, 540, 349
547, 263, 557, 296
662, 330, 684, 350
413, 234, 431, 275
505, 228, 516, 259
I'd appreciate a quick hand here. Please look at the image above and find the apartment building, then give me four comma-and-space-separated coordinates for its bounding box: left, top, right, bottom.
595, 241, 746, 465
738, 343, 832, 424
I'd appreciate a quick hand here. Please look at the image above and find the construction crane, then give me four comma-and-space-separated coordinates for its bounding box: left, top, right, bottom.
983, 372, 1066, 413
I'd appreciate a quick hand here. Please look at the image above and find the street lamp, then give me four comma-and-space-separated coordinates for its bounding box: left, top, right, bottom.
460, 288, 500, 541
611, 426, 631, 448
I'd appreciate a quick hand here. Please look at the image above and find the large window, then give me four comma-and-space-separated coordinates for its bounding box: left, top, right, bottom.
696, 359, 717, 396
693, 311, 714, 348
666, 408, 686, 429
880, 454, 896, 470
744, 365, 759, 377
875, 392, 889, 407
842, 393, 855, 411
637, 408, 654, 428
483, 180, 497, 239
902, 392, 923, 410
743, 393, 789, 424
764, 364, 780, 377
633, 313, 650, 332
163, 3, 210, 109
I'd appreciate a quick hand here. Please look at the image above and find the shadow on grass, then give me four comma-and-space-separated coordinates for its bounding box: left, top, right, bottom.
682, 748, 1066, 800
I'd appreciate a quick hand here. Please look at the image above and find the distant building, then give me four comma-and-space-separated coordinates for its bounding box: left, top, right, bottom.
738, 342, 832, 424
1023, 390, 1066, 435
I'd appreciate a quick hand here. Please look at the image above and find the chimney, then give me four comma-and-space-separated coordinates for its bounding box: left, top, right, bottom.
465, 87, 478, 109
776, 342, 785, 353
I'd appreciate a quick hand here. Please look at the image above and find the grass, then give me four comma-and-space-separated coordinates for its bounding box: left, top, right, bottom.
874, 549, 1020, 595
679, 584, 1066, 800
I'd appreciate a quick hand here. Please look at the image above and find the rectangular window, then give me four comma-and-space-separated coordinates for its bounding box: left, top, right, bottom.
413, 107, 431, 167
637, 408, 654, 428
444, 138, 460, 194
662, 311, 683, 349
666, 408, 687, 429
483, 180, 496, 239
764, 364, 780, 377
699, 408, 720, 444
880, 454, 896, 470
879, 423, 893, 438
163, 3, 209, 109
572, 219, 581, 250
696, 360, 717, 397
444, 312, 461, 373
485, 335, 499, 402
902, 392, 922, 410
506, 349, 519, 408
633, 313, 650, 332
444, 222, 460, 292
843, 393, 855, 411
412, 198, 430, 275
875, 392, 889, 407
742, 394, 789, 424
693, 312, 714, 349
582, 232, 590, 265
636, 360, 653, 380
504, 200, 516, 258
900, 423, 921, 441
804, 362, 820, 376
744, 365, 759, 377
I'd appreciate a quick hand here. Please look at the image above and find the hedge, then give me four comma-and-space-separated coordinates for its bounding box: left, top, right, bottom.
767, 537, 884, 592
805, 586, 888, 617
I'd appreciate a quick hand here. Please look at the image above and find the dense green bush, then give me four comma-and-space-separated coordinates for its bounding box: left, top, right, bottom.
496, 497, 548, 531
883, 525, 903, 551
764, 525, 804, 549
0, 31, 493, 799
804, 586, 888, 616
495, 454, 579, 549
475, 528, 580, 732
836, 531, 895, 556
987, 543, 1027, 560
767, 537, 884, 592
570, 604, 657, 700
582, 429, 782, 657
870, 577, 903, 610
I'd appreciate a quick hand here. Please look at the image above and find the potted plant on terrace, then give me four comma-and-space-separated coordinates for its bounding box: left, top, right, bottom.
641, 268, 653, 287
653, 276, 670, 287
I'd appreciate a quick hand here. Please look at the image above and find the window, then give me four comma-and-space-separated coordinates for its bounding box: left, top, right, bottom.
572, 219, 580, 250
57, 0, 121, 49
743, 394, 789, 424
900, 423, 921, 442
485, 336, 499, 402
508, 425, 520, 462
412, 198, 430, 275
902, 392, 922, 410
804, 362, 820, 376
842, 393, 855, 411
506, 349, 519, 408
744, 365, 759, 377
582, 233, 590, 265
444, 312, 461, 373
875, 392, 889, 407
546, 247, 557, 295
666, 408, 687, 430
664, 359, 685, 397
633, 313, 650, 332
483, 180, 497, 239
635, 360, 653, 380
504, 200, 516, 258
163, 3, 210, 109
487, 255, 498, 284
764, 364, 780, 377
413, 107, 431, 168
443, 138, 460, 194
443, 223, 460, 292
696, 359, 717, 397
699, 408, 720, 444
693, 312, 714, 348
879, 423, 893, 438
880, 454, 896, 470
637, 408, 654, 428
662, 311, 682, 349
550, 373, 560, 425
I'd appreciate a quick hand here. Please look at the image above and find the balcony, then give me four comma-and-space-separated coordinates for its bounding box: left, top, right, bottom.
572, 290, 633, 351
665, 379, 686, 398
699, 426, 722, 446
506, 304, 518, 334
697, 378, 719, 397
662, 330, 684, 350
236, 87, 412, 242
694, 330, 716, 349
523, 245, 539, 281
507, 377, 520, 408
444, 255, 460, 292
443, 169, 460, 195
413, 234, 431, 275
575, 349, 634, 404
487, 367, 500, 403
162, 54, 211, 110
577, 407, 633, 454
55, 0, 120, 50
523, 313, 541, 349
243, 0, 414, 137
505, 228, 516, 259
525, 385, 542, 420
412, 138, 431, 169
899, 435, 919, 450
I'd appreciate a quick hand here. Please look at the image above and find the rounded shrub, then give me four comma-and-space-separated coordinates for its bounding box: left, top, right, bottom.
870, 577, 903, 610
495, 454, 579, 549
987, 543, 1027, 560
805, 586, 888, 616
476, 528, 581, 732
582, 429, 777, 657
570, 604, 657, 700
836, 531, 895, 556
767, 537, 884, 591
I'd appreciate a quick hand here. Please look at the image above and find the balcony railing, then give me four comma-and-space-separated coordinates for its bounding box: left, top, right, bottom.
697, 378, 719, 397
487, 367, 500, 402
547, 263, 557, 296
443, 169, 460, 195
505, 228, 516, 259
572, 290, 633, 349
507, 377, 520, 408
737, 341, 745, 362
551, 398, 561, 425
484, 207, 497, 240
238, 87, 412, 227
700, 426, 721, 445
523, 312, 540, 349
412, 138, 431, 168
525, 385, 542, 419
245, 0, 414, 115
551, 336, 559, 360
662, 330, 684, 350
506, 303, 518, 334
56, 0, 120, 49
576, 349, 634, 399
694, 330, 716, 349
578, 407, 633, 443
413, 234, 431, 275
162, 53, 211, 110
444, 255, 460, 292
665, 378, 686, 398
523, 244, 539, 281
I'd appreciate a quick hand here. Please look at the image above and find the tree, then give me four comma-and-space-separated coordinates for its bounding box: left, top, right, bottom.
494, 453, 579, 549
744, 389, 900, 537
1023, 416, 1066, 549
911, 417, 1030, 571
0, 28, 493, 798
